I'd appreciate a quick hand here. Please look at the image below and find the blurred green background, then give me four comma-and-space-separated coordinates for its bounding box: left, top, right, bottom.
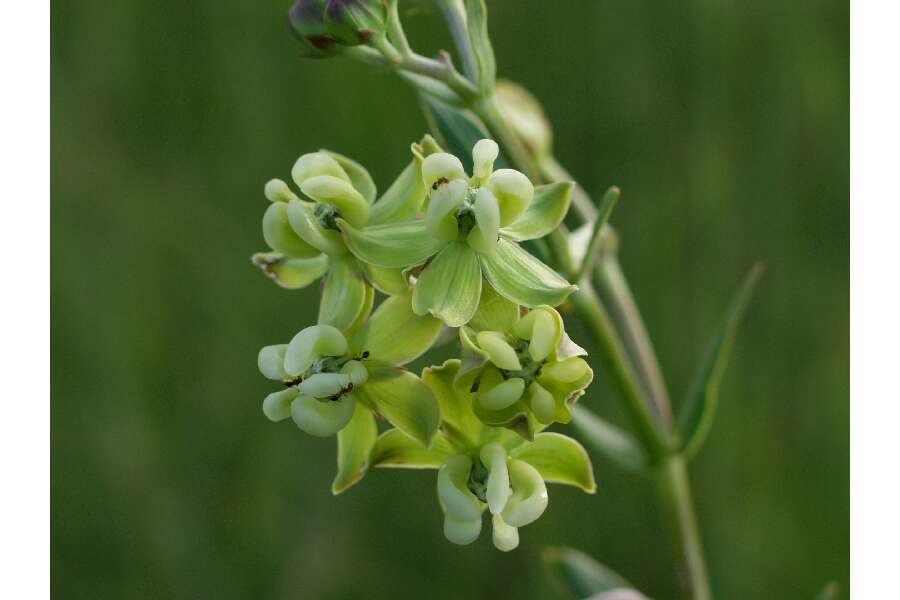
51, 1, 848, 598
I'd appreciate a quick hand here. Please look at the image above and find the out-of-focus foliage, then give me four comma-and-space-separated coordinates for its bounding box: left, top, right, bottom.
51, 1, 848, 598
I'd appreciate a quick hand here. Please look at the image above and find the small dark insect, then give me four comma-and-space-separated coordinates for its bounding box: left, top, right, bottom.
432, 176, 449, 190
284, 375, 303, 387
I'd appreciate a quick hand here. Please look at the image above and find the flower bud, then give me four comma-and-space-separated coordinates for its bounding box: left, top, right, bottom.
324, 0, 387, 46
475, 331, 521, 371
258, 344, 289, 381
299, 372, 352, 398
486, 169, 534, 227
437, 455, 483, 521
443, 515, 482, 545
290, 393, 356, 436
262, 388, 298, 422
284, 325, 348, 376
491, 513, 519, 552
288, 0, 341, 57
501, 459, 548, 528
494, 80, 553, 158
480, 443, 511, 515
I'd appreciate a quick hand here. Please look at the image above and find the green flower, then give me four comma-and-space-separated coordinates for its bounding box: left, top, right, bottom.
457, 295, 593, 440
340, 139, 576, 327
369, 359, 596, 551
252, 141, 433, 330
258, 292, 443, 493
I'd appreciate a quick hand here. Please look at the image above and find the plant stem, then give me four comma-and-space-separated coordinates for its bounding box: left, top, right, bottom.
655, 455, 713, 600
436, 0, 479, 82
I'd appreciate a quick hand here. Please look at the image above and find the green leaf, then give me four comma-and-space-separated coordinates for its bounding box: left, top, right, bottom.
362, 262, 409, 295
420, 95, 508, 174
322, 150, 377, 204
571, 405, 648, 473
318, 255, 370, 332
500, 182, 573, 242
368, 158, 426, 226
422, 359, 484, 450
354, 292, 443, 366
251, 252, 328, 289
479, 238, 576, 308
510, 432, 596, 493
340, 219, 445, 268
412, 241, 483, 327
356, 366, 440, 447
370, 428, 455, 469
542, 547, 643, 599
679, 263, 764, 459
468, 276, 520, 332
465, 0, 496, 94
332, 401, 378, 494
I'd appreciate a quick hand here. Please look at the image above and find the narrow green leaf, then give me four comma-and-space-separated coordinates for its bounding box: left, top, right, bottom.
574, 186, 620, 282
465, 0, 496, 93
340, 219, 444, 268
251, 252, 328, 289
370, 428, 455, 469
322, 150, 377, 204
479, 238, 576, 308
570, 405, 647, 473
542, 547, 644, 599
510, 432, 596, 493
412, 241, 483, 327
356, 366, 440, 447
679, 263, 764, 459
368, 158, 427, 226
500, 182, 573, 242
354, 292, 443, 366
422, 359, 484, 450
332, 401, 378, 494
467, 280, 520, 332
318, 255, 370, 332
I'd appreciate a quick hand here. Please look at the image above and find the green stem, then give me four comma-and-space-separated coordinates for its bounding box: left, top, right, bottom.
436, 0, 479, 82
655, 455, 713, 600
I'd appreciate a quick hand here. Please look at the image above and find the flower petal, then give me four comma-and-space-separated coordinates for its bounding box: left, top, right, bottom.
479, 238, 576, 308
467, 187, 500, 255
291, 151, 349, 187
262, 202, 321, 258
422, 359, 484, 449
472, 139, 499, 183
500, 182, 573, 241
412, 241, 483, 327
501, 459, 548, 527
491, 514, 519, 552
362, 262, 409, 295
486, 168, 534, 226
284, 325, 348, 376
300, 175, 369, 228
353, 292, 443, 366
438, 454, 483, 521
332, 400, 378, 494
290, 393, 356, 437
370, 428, 454, 469
510, 432, 596, 493
425, 178, 467, 241
321, 150, 377, 204
251, 252, 328, 289
480, 442, 511, 514
286, 199, 346, 255
318, 255, 370, 332
258, 344, 289, 380
422, 152, 467, 190
368, 158, 426, 225
340, 219, 445, 268
355, 366, 440, 447
262, 387, 298, 422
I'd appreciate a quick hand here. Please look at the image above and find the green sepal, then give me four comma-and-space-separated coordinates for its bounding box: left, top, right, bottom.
479, 238, 576, 308
412, 241, 483, 327
318, 254, 371, 333
322, 149, 377, 204
286, 199, 347, 255
468, 282, 520, 333
355, 366, 440, 447
340, 219, 444, 268
369, 428, 455, 469
324, 0, 386, 46
500, 182, 573, 242
368, 158, 426, 226
362, 262, 409, 295
251, 252, 328, 289
422, 359, 484, 451
679, 263, 763, 459
262, 201, 321, 258
332, 400, 378, 494
510, 432, 596, 493
542, 547, 645, 599
353, 292, 443, 366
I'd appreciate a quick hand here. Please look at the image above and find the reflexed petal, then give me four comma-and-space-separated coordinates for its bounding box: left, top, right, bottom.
501, 459, 549, 527
412, 241, 483, 327
480, 443, 511, 514
291, 151, 349, 187
472, 139, 499, 183
318, 255, 370, 332
425, 179, 467, 240
286, 199, 346, 255
370, 429, 454, 469
258, 344, 289, 380
300, 175, 370, 228
510, 432, 596, 493
332, 401, 378, 494
499, 182, 573, 241
262, 387, 298, 422
290, 393, 356, 437
284, 325, 348, 376
262, 202, 320, 258
486, 168, 534, 226
362, 262, 409, 295
355, 366, 440, 447
322, 150, 377, 204
264, 178, 297, 203
444, 515, 482, 545
491, 514, 519, 552
340, 219, 445, 268
438, 454, 483, 521
422, 152, 467, 189
479, 239, 576, 308
467, 187, 500, 255
422, 359, 484, 449
299, 372, 351, 398
475, 331, 521, 371
368, 158, 427, 226
354, 292, 443, 366
252, 252, 328, 290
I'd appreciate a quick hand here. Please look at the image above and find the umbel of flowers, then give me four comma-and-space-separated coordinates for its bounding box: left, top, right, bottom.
252, 138, 597, 547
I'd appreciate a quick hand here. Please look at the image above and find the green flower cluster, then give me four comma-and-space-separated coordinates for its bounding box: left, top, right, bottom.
252, 138, 596, 549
